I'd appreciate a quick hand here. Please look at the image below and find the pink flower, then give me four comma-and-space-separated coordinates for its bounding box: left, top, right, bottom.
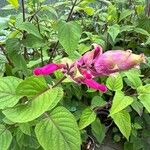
81, 78, 107, 92
33, 44, 146, 93
94, 50, 146, 76
33, 63, 64, 76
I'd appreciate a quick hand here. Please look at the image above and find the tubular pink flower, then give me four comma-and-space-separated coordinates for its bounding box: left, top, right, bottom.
81, 78, 107, 92
33, 63, 64, 76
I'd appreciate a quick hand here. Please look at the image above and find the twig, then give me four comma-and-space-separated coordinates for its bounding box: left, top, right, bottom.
0, 45, 14, 67
29, 7, 42, 22
52, 76, 67, 88
47, 0, 78, 63
21, 0, 28, 60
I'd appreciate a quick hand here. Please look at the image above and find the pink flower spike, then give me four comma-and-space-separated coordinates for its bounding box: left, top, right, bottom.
33, 63, 64, 76
81, 78, 107, 92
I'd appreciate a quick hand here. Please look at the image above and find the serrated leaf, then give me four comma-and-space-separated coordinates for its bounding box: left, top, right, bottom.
110, 91, 133, 116
108, 24, 120, 42
91, 118, 105, 144
0, 124, 12, 150
58, 21, 82, 56
16, 22, 42, 39
137, 84, 150, 113
79, 107, 96, 130
0, 77, 22, 109
119, 9, 134, 22
111, 110, 131, 140
7, 0, 19, 9
16, 76, 48, 98
35, 106, 81, 150
106, 74, 123, 91
3, 87, 63, 123
125, 69, 142, 89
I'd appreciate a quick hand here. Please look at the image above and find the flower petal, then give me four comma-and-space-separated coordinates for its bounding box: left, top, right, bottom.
81, 78, 107, 92
33, 63, 64, 76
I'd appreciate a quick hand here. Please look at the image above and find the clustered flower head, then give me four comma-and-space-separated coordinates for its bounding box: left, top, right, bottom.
33, 44, 146, 93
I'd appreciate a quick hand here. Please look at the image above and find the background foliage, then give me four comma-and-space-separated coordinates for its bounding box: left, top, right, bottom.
0, 0, 150, 150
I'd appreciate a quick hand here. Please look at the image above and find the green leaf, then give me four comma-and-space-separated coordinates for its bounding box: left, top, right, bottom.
11, 54, 27, 71
91, 96, 106, 109
16, 22, 42, 39
131, 98, 143, 116
0, 77, 22, 109
58, 21, 82, 56
120, 25, 134, 32
6, 38, 21, 55
16, 76, 48, 98
137, 84, 150, 113
79, 107, 96, 130
19, 123, 31, 136
0, 124, 12, 150
22, 34, 44, 48
35, 106, 81, 150
125, 69, 142, 89
145, 36, 150, 45
83, 7, 95, 16
3, 87, 63, 123
134, 28, 150, 36
111, 110, 131, 140
0, 16, 9, 30
106, 74, 123, 91
108, 24, 120, 42
7, 0, 19, 9
119, 9, 134, 22
110, 91, 133, 116
91, 118, 105, 144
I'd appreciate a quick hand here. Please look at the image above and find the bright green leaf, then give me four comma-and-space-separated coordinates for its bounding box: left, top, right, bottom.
79, 107, 96, 130
0, 77, 22, 109
110, 91, 133, 116
111, 110, 131, 140
108, 24, 120, 42
16, 76, 48, 98
137, 84, 150, 113
83, 7, 95, 16
7, 0, 19, 9
35, 106, 81, 150
106, 73, 123, 91
0, 124, 12, 150
3, 87, 63, 123
58, 21, 82, 56
125, 69, 142, 89
19, 123, 31, 136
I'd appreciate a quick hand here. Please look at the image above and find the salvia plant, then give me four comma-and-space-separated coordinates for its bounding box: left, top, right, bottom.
0, 0, 150, 150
